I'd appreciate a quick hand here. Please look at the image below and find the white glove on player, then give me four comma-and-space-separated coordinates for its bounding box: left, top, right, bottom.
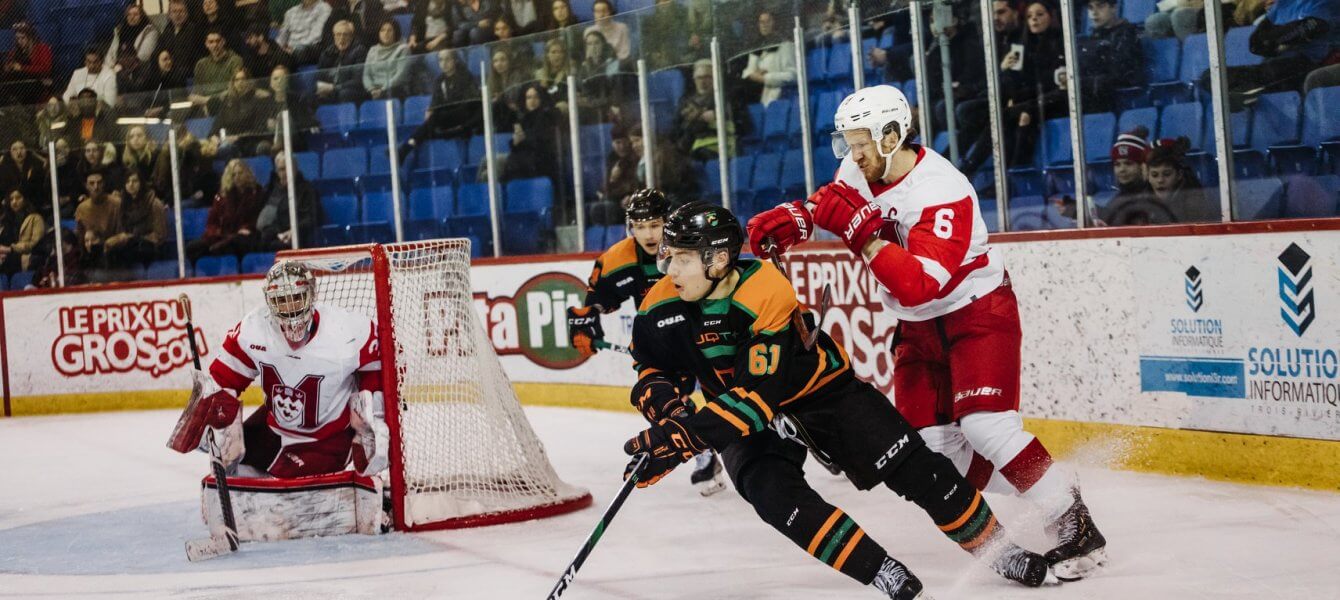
350, 390, 389, 475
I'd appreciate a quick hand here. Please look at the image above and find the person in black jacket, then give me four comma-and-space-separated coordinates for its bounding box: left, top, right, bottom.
1074, 0, 1143, 114
315, 20, 368, 105
0, 139, 47, 202
255, 152, 324, 250
1203, 0, 1338, 106
398, 49, 481, 161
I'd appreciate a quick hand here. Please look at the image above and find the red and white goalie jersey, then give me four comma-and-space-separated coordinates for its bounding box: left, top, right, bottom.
210, 303, 382, 446
833, 146, 1004, 321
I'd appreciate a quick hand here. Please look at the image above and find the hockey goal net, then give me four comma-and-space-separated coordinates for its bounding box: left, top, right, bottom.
276, 239, 591, 531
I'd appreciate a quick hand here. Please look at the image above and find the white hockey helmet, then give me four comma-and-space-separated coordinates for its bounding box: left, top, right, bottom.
831, 85, 914, 162
265, 261, 317, 344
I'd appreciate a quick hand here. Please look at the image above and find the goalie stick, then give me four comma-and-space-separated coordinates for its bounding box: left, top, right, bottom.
178, 294, 240, 561
546, 452, 648, 600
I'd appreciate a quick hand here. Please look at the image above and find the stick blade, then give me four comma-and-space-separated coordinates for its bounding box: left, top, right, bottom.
185, 536, 237, 562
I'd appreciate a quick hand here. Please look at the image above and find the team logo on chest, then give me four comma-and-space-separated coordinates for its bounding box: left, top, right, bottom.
260, 363, 325, 429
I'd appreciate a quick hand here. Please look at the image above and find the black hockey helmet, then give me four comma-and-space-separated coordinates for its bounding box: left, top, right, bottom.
624, 188, 671, 224
658, 202, 743, 279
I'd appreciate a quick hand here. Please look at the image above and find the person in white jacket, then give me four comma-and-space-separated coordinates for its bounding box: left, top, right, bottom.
741, 10, 796, 107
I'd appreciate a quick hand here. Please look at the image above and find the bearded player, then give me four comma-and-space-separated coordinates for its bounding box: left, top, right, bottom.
747, 85, 1107, 580
624, 202, 1057, 598
566, 189, 726, 495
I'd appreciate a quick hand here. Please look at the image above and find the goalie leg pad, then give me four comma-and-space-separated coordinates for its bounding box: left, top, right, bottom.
201, 471, 384, 540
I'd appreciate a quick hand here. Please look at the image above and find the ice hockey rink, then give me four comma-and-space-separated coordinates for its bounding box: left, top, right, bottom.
2, 406, 1337, 600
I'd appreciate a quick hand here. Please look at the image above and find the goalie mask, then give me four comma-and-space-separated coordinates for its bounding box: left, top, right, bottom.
265, 261, 317, 345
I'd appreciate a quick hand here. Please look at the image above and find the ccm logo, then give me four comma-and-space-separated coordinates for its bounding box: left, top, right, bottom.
616, 276, 635, 287
954, 387, 1003, 402
250, 344, 267, 352
874, 434, 911, 470
657, 315, 686, 328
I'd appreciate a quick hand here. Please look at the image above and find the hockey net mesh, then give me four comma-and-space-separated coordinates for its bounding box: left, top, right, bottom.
282, 240, 588, 529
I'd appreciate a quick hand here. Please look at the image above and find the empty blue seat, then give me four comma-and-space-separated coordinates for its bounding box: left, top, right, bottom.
814, 90, 840, 133
363, 190, 397, 221
448, 183, 494, 255
349, 222, 394, 244
415, 139, 464, 172
751, 152, 783, 195
403, 95, 432, 126
648, 70, 684, 103
826, 42, 852, 83
1124, 0, 1157, 23
409, 186, 453, 220
321, 147, 367, 180
1007, 195, 1047, 232
727, 155, 755, 194
578, 124, 613, 160
1142, 37, 1180, 84
322, 195, 358, 226
1279, 175, 1336, 218
1234, 177, 1284, 220
806, 47, 827, 84
292, 151, 320, 179
504, 178, 554, 214
319, 224, 350, 246
406, 219, 441, 241
1233, 149, 1269, 179
146, 260, 180, 280
1251, 92, 1301, 152
241, 253, 275, 274
1009, 170, 1046, 196
1159, 103, 1204, 150
780, 149, 807, 197
1179, 33, 1209, 83
9, 271, 33, 290
813, 147, 840, 183
703, 159, 723, 195
1224, 27, 1261, 67
244, 156, 272, 183
979, 197, 1000, 233
195, 256, 238, 277
358, 99, 400, 131
185, 117, 214, 140
367, 145, 396, 176
1117, 107, 1158, 140
181, 208, 209, 240
1302, 87, 1340, 148
584, 226, 606, 251
315, 103, 358, 133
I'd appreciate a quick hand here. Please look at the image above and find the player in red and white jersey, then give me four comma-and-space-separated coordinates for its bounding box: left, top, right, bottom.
207, 261, 388, 479
747, 85, 1106, 581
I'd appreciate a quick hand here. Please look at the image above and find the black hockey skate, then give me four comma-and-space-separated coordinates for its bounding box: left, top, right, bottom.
871, 557, 932, 600
690, 450, 726, 496
991, 544, 1058, 587
1044, 489, 1108, 581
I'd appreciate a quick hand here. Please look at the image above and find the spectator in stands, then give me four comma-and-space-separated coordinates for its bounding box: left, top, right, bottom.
244, 23, 296, 88
191, 30, 245, 105
575, 30, 624, 124
1303, 63, 1340, 95
329, 0, 386, 49
279, 0, 334, 65
493, 16, 537, 74
0, 139, 45, 202
586, 0, 630, 60
1, 22, 52, 107
74, 170, 120, 266
0, 189, 44, 273
602, 121, 639, 206
120, 126, 161, 188
502, 83, 562, 186
686, 0, 713, 59
33, 226, 87, 288
209, 68, 276, 158
76, 139, 122, 199
270, 0, 301, 28
64, 47, 119, 108
1033, 0, 1142, 115
1214, 0, 1339, 104
399, 49, 481, 161
154, 125, 218, 206
641, 0, 688, 70
187, 158, 264, 262
364, 19, 413, 99
104, 172, 168, 270
453, 0, 501, 47
409, 0, 453, 53
157, 0, 206, 72
256, 152, 322, 250
1146, 137, 1218, 223
381, 0, 410, 16
105, 3, 160, 95
67, 89, 117, 149
266, 65, 319, 152
740, 10, 796, 107
922, 9, 987, 143
545, 0, 583, 52
673, 59, 737, 161
36, 97, 66, 149
141, 50, 191, 119
0, 0, 25, 29
0, 196, 18, 275
202, 0, 246, 51
535, 37, 571, 111
486, 47, 526, 129
501, 0, 544, 35
993, 0, 1024, 42
1146, 0, 1205, 41
316, 20, 369, 104
1100, 127, 1162, 225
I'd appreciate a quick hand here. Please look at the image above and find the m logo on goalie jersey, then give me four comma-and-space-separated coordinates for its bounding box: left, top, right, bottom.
260, 363, 325, 429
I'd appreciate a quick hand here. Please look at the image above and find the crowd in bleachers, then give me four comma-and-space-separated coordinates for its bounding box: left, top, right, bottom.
0, 0, 1332, 290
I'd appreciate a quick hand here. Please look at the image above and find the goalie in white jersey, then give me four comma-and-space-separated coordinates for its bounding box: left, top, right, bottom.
747, 85, 1107, 582
182, 261, 389, 479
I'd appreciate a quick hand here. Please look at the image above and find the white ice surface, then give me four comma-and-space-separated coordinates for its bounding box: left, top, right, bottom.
2, 407, 1339, 599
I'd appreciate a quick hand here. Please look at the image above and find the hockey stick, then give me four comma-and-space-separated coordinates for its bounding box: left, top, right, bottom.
545, 452, 649, 600
761, 237, 832, 350
593, 340, 630, 355
178, 294, 240, 561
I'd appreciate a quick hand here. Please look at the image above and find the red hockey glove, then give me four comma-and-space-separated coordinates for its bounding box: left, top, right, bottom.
810, 182, 885, 256
630, 376, 690, 424
566, 305, 603, 357
747, 201, 814, 259
623, 414, 707, 487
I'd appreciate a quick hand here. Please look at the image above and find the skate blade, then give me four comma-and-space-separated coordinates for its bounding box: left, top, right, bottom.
696, 474, 727, 497
1053, 547, 1107, 582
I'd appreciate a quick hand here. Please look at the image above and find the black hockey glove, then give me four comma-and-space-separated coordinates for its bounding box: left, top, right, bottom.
623, 413, 707, 488
630, 376, 690, 424
566, 305, 604, 357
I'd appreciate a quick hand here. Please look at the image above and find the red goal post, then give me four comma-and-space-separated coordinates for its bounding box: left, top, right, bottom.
276, 240, 592, 532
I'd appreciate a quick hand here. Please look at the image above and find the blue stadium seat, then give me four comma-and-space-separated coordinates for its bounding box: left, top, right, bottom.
1234, 177, 1284, 220
1117, 107, 1158, 141
362, 190, 397, 222
315, 103, 358, 133
1280, 175, 1337, 218
703, 159, 723, 195
1233, 150, 1269, 179
349, 222, 394, 244
584, 226, 606, 251
9, 271, 33, 290
979, 198, 1000, 233
146, 260, 180, 280
727, 155, 755, 194
185, 117, 214, 140
409, 186, 453, 220
1010, 170, 1046, 197
1301, 87, 1340, 148
406, 219, 441, 241
181, 208, 209, 240
321, 147, 367, 181
244, 156, 272, 183
780, 149, 808, 198
1142, 37, 1180, 84
241, 253, 275, 274
503, 178, 554, 254
648, 70, 684, 104
826, 42, 852, 83
448, 183, 494, 255
292, 151, 320, 179
415, 139, 464, 173
1179, 33, 1209, 84
578, 124, 613, 161
813, 146, 840, 183
814, 90, 840, 133
1251, 92, 1301, 152
357, 99, 400, 131
403, 95, 432, 126
1041, 115, 1114, 167
322, 195, 358, 226
751, 152, 783, 198
1269, 146, 1319, 176
195, 256, 238, 277
1159, 103, 1205, 150
806, 47, 828, 86
1224, 27, 1261, 67
1123, 0, 1157, 23
319, 224, 350, 246
1007, 196, 1046, 232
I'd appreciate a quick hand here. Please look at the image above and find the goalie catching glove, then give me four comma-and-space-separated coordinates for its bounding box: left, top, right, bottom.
167, 369, 244, 470
622, 413, 707, 487
566, 305, 604, 356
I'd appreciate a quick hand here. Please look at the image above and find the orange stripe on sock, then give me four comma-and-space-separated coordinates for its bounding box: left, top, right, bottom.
832, 528, 866, 571
807, 508, 844, 556
959, 515, 999, 551
939, 490, 983, 532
